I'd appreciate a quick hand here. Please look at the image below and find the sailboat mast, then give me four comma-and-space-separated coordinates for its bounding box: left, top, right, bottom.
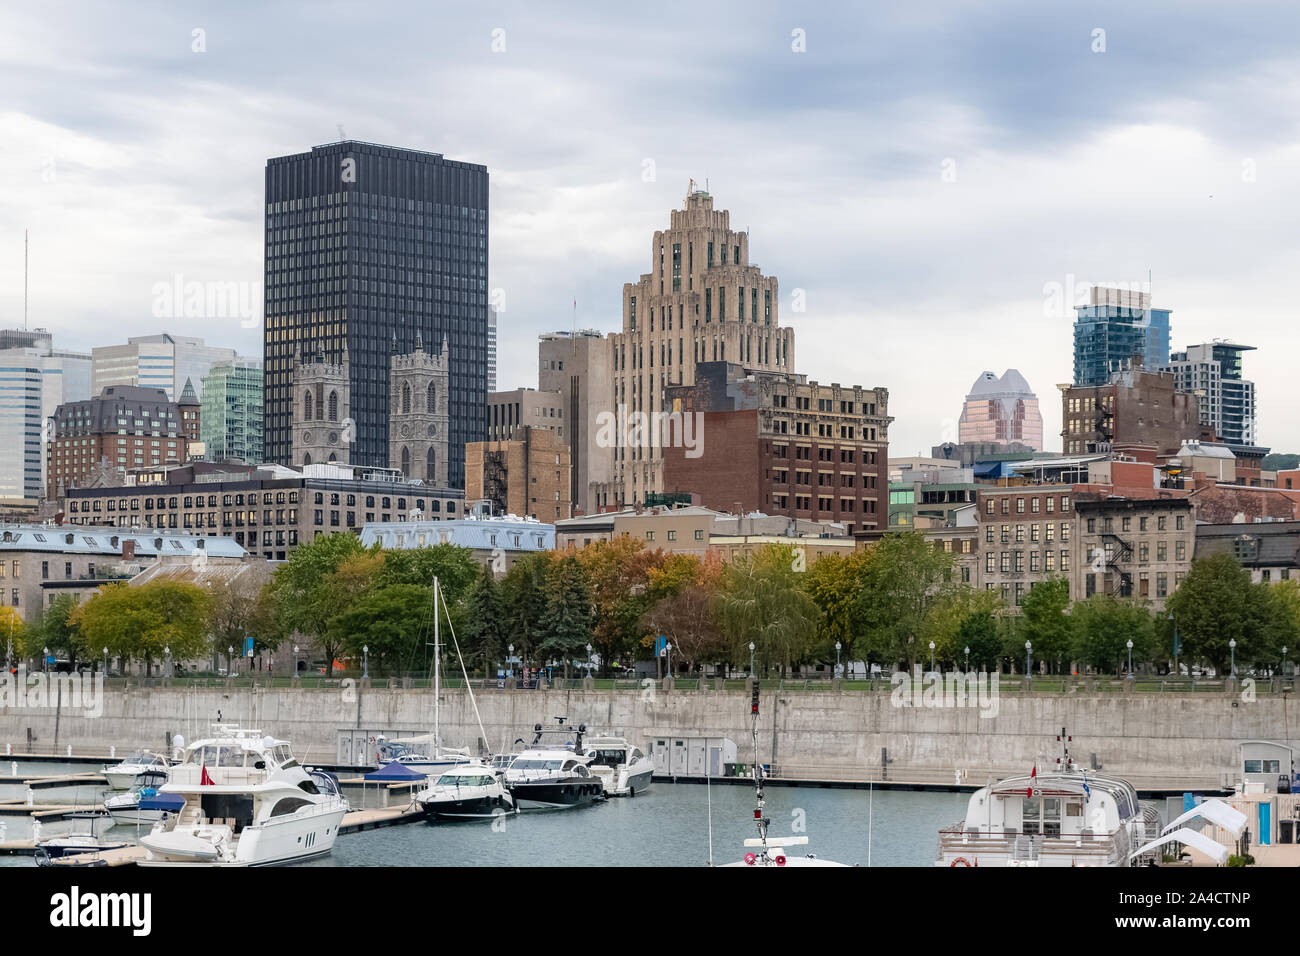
433, 575, 440, 752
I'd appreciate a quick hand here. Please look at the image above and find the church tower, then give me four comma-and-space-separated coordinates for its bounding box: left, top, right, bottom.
291, 345, 352, 466
389, 332, 450, 485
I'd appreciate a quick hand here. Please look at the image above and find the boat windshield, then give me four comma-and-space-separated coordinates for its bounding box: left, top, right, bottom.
588, 749, 628, 767
437, 773, 493, 786
512, 758, 565, 770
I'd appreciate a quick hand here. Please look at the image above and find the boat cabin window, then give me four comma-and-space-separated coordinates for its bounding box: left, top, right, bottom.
588, 749, 628, 768
1021, 797, 1062, 836
219, 747, 245, 767
562, 760, 577, 772
512, 758, 564, 770
269, 797, 313, 818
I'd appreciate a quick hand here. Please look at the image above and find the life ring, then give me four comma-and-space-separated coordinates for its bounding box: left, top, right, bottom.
950, 857, 972, 867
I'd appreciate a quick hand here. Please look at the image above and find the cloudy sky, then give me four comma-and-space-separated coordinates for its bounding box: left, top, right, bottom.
2, 1, 1298, 456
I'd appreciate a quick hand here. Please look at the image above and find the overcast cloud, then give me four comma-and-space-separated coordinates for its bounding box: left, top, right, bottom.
2, 0, 1298, 456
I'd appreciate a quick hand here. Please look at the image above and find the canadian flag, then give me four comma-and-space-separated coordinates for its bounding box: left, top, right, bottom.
1026, 765, 1037, 797
200, 766, 215, 787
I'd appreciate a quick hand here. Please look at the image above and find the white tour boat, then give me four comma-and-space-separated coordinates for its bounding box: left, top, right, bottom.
102, 750, 170, 790
138, 726, 348, 867
936, 728, 1162, 867
585, 734, 654, 797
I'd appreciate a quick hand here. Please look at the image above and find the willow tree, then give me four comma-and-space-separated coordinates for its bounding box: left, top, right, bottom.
715, 543, 819, 676
853, 531, 957, 670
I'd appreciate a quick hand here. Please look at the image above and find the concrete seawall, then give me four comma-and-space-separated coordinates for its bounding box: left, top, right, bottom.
1, 684, 1291, 786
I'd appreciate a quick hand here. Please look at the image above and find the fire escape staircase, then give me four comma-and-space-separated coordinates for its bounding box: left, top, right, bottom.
1100, 533, 1133, 598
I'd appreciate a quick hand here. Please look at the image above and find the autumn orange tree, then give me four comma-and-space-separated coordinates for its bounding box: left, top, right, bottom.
639, 552, 726, 674
573, 537, 665, 673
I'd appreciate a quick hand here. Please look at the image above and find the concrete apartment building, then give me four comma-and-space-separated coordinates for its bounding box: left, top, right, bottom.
60, 462, 464, 562
487, 387, 565, 442
1163, 342, 1257, 446
46, 385, 201, 499
466, 425, 571, 522
1072, 497, 1194, 610
538, 330, 612, 515
661, 361, 890, 536
604, 186, 796, 507
1059, 363, 1201, 456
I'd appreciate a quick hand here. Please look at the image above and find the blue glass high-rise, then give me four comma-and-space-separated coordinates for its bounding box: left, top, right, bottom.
1072, 295, 1170, 387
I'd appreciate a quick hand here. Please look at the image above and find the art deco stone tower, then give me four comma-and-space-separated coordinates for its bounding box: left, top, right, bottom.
389, 332, 450, 485
291, 345, 351, 465
604, 185, 796, 506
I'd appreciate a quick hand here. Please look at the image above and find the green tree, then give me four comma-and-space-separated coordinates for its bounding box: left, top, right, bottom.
1018, 578, 1074, 674
1070, 594, 1155, 674
460, 566, 510, 676
574, 538, 665, 672
499, 551, 552, 664
1166, 554, 1277, 674
333, 583, 437, 674
74, 581, 212, 675
853, 531, 956, 669
640, 552, 726, 674
715, 543, 819, 674
266, 532, 370, 675
919, 586, 1001, 668
803, 551, 866, 667
536, 554, 594, 676
957, 610, 1002, 672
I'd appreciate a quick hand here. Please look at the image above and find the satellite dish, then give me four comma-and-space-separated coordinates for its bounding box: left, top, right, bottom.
263, 736, 276, 751
174, 734, 185, 751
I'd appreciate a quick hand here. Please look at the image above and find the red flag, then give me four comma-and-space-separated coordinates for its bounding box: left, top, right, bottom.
1026, 765, 1036, 797
201, 765, 215, 786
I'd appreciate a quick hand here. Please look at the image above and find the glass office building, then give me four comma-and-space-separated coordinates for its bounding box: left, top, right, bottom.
262, 141, 488, 488
0, 339, 91, 501
1072, 287, 1170, 387
200, 358, 264, 463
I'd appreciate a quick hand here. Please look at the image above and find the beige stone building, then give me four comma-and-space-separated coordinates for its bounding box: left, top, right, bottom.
603, 187, 796, 507
487, 387, 565, 443
466, 426, 571, 522
538, 331, 613, 515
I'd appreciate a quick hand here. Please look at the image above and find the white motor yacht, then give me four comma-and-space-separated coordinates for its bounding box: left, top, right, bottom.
504, 721, 605, 810
584, 735, 654, 797
102, 750, 169, 790
417, 761, 516, 820
936, 727, 1161, 867
138, 726, 348, 867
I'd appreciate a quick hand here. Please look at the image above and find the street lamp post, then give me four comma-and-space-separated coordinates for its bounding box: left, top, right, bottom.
1168, 612, 1179, 679
293, 644, 299, 680
1025, 641, 1032, 682
1283, 646, 1288, 679
1126, 639, 1134, 678
586, 643, 593, 678
164, 645, 171, 680
1229, 638, 1237, 678
228, 645, 234, 678
929, 641, 936, 673
835, 641, 841, 680
362, 645, 369, 680
964, 645, 970, 672
666, 642, 672, 678
748, 641, 755, 678
43, 647, 49, 674
102, 647, 108, 677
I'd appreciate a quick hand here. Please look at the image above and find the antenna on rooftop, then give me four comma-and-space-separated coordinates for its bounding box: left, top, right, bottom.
23, 229, 28, 331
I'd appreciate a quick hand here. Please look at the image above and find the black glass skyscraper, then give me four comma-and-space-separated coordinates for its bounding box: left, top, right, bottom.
262, 141, 488, 488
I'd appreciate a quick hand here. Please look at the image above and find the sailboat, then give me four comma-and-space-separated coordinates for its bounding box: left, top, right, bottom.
720, 684, 847, 867
391, 576, 482, 777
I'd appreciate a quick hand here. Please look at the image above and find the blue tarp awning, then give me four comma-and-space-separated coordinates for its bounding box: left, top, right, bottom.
364, 761, 427, 782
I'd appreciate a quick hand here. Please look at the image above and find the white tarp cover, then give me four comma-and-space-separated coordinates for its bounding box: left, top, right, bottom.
1134, 828, 1230, 865
1162, 799, 1248, 838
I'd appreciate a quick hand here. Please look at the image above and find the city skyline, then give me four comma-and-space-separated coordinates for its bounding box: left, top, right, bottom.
2, 2, 1298, 460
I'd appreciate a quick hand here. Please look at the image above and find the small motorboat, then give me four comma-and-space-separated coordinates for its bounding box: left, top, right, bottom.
417, 762, 516, 821
102, 751, 169, 791
34, 811, 131, 866
104, 769, 182, 825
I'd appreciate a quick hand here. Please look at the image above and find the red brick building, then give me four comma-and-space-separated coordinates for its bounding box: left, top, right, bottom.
46, 385, 201, 498
662, 362, 890, 535
1059, 364, 1201, 457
